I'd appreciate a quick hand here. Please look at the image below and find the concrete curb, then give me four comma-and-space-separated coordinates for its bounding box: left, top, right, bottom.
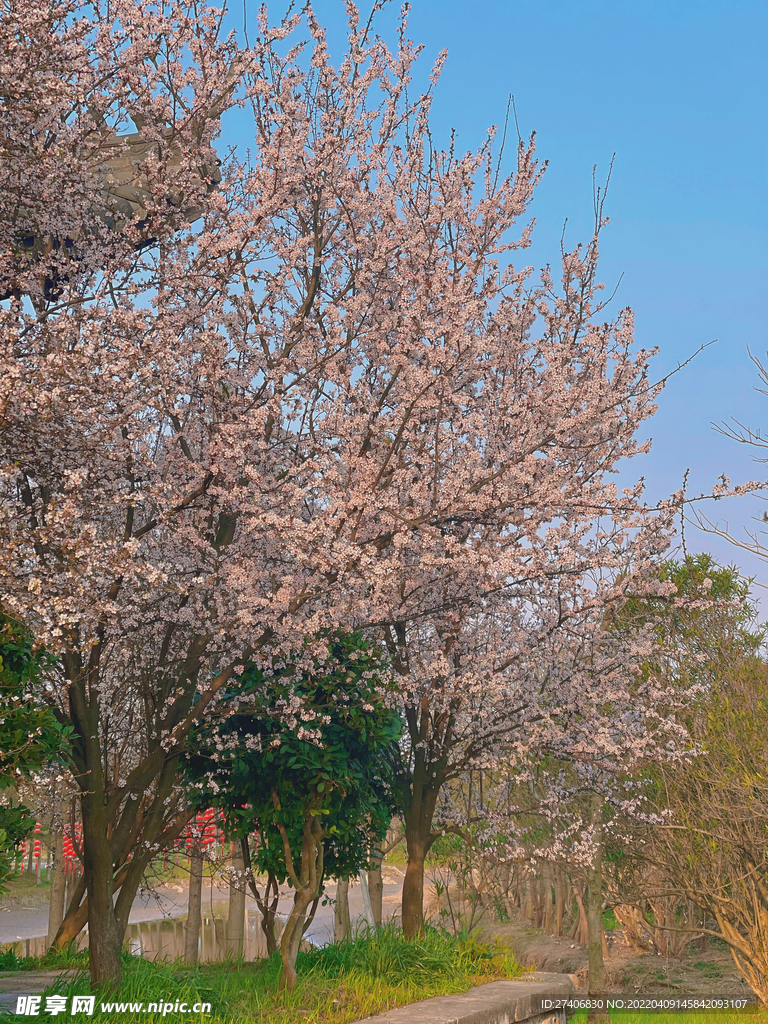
348, 972, 575, 1024
0, 970, 83, 1011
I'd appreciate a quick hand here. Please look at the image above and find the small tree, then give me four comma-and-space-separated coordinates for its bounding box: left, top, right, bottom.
186, 633, 401, 990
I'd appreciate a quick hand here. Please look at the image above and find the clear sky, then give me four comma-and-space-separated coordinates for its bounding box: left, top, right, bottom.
250, 1, 768, 586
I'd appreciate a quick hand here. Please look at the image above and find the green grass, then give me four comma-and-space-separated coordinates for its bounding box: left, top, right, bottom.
0, 871, 51, 896
0, 944, 90, 972
21, 925, 523, 1023
569, 1011, 765, 1023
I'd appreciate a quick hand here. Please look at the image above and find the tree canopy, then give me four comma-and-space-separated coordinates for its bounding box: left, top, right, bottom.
187, 632, 401, 882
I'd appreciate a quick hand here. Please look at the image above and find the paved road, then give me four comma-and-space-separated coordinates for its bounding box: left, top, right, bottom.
0, 878, 404, 950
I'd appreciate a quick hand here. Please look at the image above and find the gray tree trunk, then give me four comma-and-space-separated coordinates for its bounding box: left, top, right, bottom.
227, 844, 246, 957
359, 869, 375, 928
368, 850, 383, 928
523, 874, 535, 924
554, 867, 565, 936
543, 864, 553, 934
334, 878, 350, 943
184, 842, 203, 964
46, 816, 66, 949
586, 795, 606, 998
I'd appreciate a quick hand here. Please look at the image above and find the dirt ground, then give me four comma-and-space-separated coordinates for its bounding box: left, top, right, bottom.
481, 919, 754, 998
0, 876, 52, 912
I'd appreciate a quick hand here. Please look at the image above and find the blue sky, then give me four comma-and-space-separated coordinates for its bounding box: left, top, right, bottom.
246, 1, 768, 586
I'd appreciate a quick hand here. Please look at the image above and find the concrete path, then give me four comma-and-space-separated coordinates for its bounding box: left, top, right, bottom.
348, 974, 574, 1024
0, 971, 84, 1012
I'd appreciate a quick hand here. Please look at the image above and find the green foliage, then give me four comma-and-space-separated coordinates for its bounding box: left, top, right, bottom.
0, 612, 70, 786
614, 554, 763, 664
663, 656, 768, 840
0, 947, 38, 971
186, 632, 402, 883
0, 801, 36, 883
426, 831, 467, 863
0, 612, 70, 891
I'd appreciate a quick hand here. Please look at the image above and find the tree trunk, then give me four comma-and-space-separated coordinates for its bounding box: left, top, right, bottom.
401, 838, 427, 939
301, 891, 322, 938
585, 870, 605, 991
398, 710, 443, 940
227, 844, 246, 957
554, 868, 565, 936
571, 884, 589, 945
278, 811, 323, 991
334, 878, 350, 943
184, 842, 203, 964
77, 762, 189, 988
54, 874, 88, 948
359, 869, 375, 928
280, 900, 309, 992
523, 874, 535, 925
82, 806, 123, 990
542, 865, 553, 934
241, 839, 280, 955
586, 800, 606, 997
257, 871, 280, 955
46, 816, 66, 949
368, 847, 383, 929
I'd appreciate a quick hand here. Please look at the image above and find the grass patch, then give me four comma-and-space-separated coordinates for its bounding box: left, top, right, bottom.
0, 944, 90, 972
692, 961, 722, 979
602, 908, 620, 931
31, 925, 523, 1022
569, 1011, 765, 1023
0, 872, 51, 896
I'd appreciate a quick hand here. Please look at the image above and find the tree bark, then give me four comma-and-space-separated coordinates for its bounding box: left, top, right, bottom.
523, 874, 535, 925
334, 878, 350, 943
184, 841, 203, 964
542, 865, 553, 934
256, 872, 280, 955
242, 839, 280, 955
359, 869, 375, 928
227, 843, 246, 957
571, 884, 589, 945
554, 867, 565, 936
586, 798, 606, 997
277, 810, 323, 991
82, 798, 123, 990
280, 901, 308, 992
401, 838, 427, 939
368, 847, 383, 929
400, 763, 440, 939
52, 635, 200, 988
54, 874, 87, 948
396, 693, 447, 940
46, 813, 66, 949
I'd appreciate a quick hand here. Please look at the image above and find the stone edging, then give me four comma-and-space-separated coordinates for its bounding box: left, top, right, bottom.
348, 972, 575, 1024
